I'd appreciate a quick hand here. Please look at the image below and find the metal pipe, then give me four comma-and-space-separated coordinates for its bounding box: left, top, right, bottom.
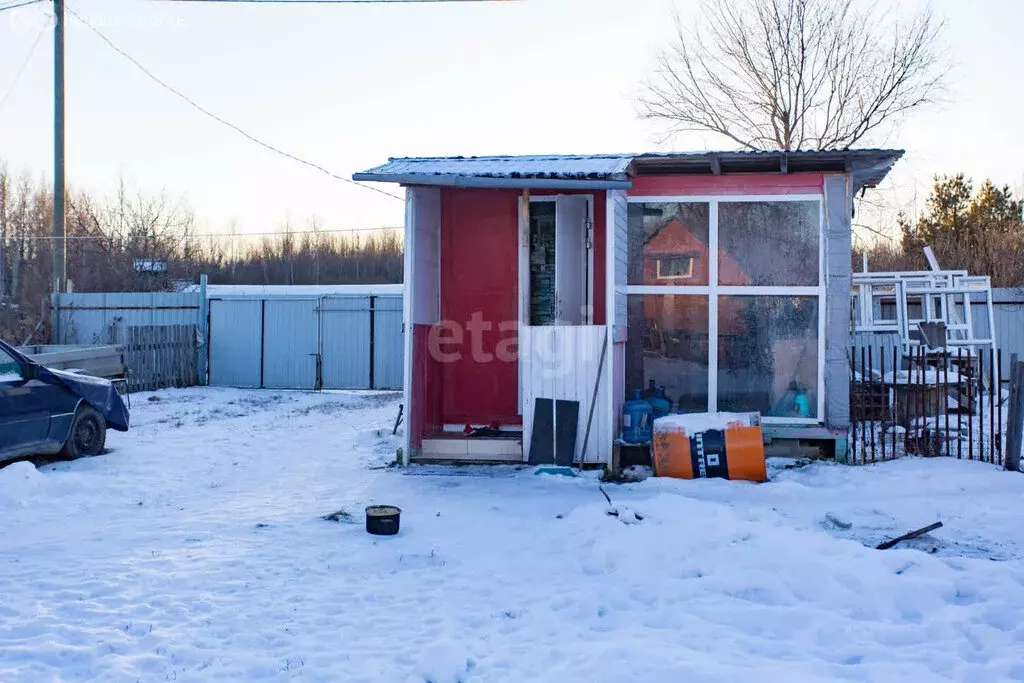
850, 347, 857, 464
989, 349, 996, 464
958, 348, 963, 459
868, 349, 875, 461
892, 346, 898, 457
998, 350, 1003, 466
861, 347, 867, 461
880, 348, 886, 461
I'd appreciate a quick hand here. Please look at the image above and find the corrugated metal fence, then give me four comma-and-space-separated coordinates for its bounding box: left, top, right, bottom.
52, 291, 405, 392
207, 294, 403, 390
52, 292, 202, 392
207, 295, 402, 390
992, 289, 1024, 374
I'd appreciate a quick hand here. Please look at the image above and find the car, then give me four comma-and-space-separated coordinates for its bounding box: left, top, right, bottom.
0, 339, 130, 463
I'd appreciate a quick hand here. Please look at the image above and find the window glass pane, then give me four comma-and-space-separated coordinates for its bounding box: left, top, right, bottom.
627, 202, 710, 286
719, 201, 819, 286
0, 347, 19, 380
625, 294, 709, 413
528, 202, 557, 325
718, 296, 819, 418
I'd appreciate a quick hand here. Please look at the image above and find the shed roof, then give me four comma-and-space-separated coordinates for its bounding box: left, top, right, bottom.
353, 154, 635, 190
353, 149, 904, 191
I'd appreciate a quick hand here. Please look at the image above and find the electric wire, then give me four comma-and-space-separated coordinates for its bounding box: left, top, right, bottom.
65, 4, 405, 202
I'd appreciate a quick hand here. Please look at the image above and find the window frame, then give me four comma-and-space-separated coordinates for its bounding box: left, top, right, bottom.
625, 194, 826, 424
654, 254, 696, 280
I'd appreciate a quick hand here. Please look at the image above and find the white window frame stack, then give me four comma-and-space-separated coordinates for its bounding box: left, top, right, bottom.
625, 194, 826, 425
852, 269, 997, 354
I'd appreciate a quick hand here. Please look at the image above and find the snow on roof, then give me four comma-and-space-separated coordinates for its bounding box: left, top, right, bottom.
354, 149, 904, 190
353, 154, 635, 188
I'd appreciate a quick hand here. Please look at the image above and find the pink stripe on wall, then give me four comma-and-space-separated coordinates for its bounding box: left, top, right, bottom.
629, 173, 825, 196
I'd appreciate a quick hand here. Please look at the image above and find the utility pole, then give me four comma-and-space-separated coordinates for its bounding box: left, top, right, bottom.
53, 0, 66, 294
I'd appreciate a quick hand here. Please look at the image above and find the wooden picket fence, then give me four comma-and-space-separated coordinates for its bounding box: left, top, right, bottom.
124, 324, 197, 393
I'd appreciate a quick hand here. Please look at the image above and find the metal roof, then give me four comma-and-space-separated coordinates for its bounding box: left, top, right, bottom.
353, 149, 904, 191
353, 154, 635, 189
631, 149, 904, 189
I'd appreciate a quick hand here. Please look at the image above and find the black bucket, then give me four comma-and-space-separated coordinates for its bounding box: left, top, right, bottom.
366, 505, 401, 535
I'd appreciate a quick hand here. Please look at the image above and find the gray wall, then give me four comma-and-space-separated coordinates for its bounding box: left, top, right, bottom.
824, 174, 853, 430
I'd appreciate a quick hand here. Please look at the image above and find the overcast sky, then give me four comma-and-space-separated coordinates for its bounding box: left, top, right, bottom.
0, 0, 1021, 245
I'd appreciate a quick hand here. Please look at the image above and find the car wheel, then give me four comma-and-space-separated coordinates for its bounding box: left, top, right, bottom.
60, 405, 107, 459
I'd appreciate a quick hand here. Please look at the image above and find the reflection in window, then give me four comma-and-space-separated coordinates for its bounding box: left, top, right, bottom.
627, 203, 710, 286
718, 296, 818, 417
655, 255, 695, 280
625, 295, 709, 413
719, 201, 819, 286
0, 347, 19, 380
528, 202, 557, 325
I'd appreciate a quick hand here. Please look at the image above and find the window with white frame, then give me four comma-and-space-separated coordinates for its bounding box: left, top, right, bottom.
655, 255, 695, 280
624, 196, 824, 421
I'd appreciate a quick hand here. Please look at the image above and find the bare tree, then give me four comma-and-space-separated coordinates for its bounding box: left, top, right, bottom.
640, 0, 947, 150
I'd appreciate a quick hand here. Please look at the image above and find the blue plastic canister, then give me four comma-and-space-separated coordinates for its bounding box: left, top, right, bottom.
622, 389, 654, 444
649, 386, 672, 419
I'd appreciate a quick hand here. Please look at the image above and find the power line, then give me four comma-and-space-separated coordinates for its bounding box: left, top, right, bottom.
64, 5, 405, 202
0, 0, 43, 12
0, 27, 44, 116
17, 225, 403, 241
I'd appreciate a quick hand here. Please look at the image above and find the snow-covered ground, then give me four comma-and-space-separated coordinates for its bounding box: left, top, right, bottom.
3, 388, 1024, 683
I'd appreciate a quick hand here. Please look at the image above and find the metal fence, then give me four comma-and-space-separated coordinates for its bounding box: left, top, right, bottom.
850, 345, 1008, 466
992, 288, 1024, 377
207, 294, 403, 390
51, 292, 202, 392
50, 289, 405, 392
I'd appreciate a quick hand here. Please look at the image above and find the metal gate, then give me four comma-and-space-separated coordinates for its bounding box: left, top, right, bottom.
262, 299, 319, 389
321, 297, 371, 389
209, 299, 262, 388
373, 296, 403, 389
207, 295, 403, 390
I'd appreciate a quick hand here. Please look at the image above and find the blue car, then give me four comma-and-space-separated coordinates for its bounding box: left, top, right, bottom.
0, 339, 130, 463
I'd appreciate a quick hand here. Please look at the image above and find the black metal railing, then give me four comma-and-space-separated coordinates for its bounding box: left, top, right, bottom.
850, 346, 1006, 466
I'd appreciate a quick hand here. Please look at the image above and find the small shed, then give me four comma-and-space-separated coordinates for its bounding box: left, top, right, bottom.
354, 150, 903, 466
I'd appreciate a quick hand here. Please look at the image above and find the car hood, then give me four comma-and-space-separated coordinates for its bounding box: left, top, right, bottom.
42, 367, 130, 432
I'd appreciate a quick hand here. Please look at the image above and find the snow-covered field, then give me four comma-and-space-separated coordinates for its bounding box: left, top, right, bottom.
3, 388, 1024, 683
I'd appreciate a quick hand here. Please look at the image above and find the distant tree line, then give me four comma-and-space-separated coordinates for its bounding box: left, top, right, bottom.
0, 166, 403, 342
855, 174, 1024, 287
